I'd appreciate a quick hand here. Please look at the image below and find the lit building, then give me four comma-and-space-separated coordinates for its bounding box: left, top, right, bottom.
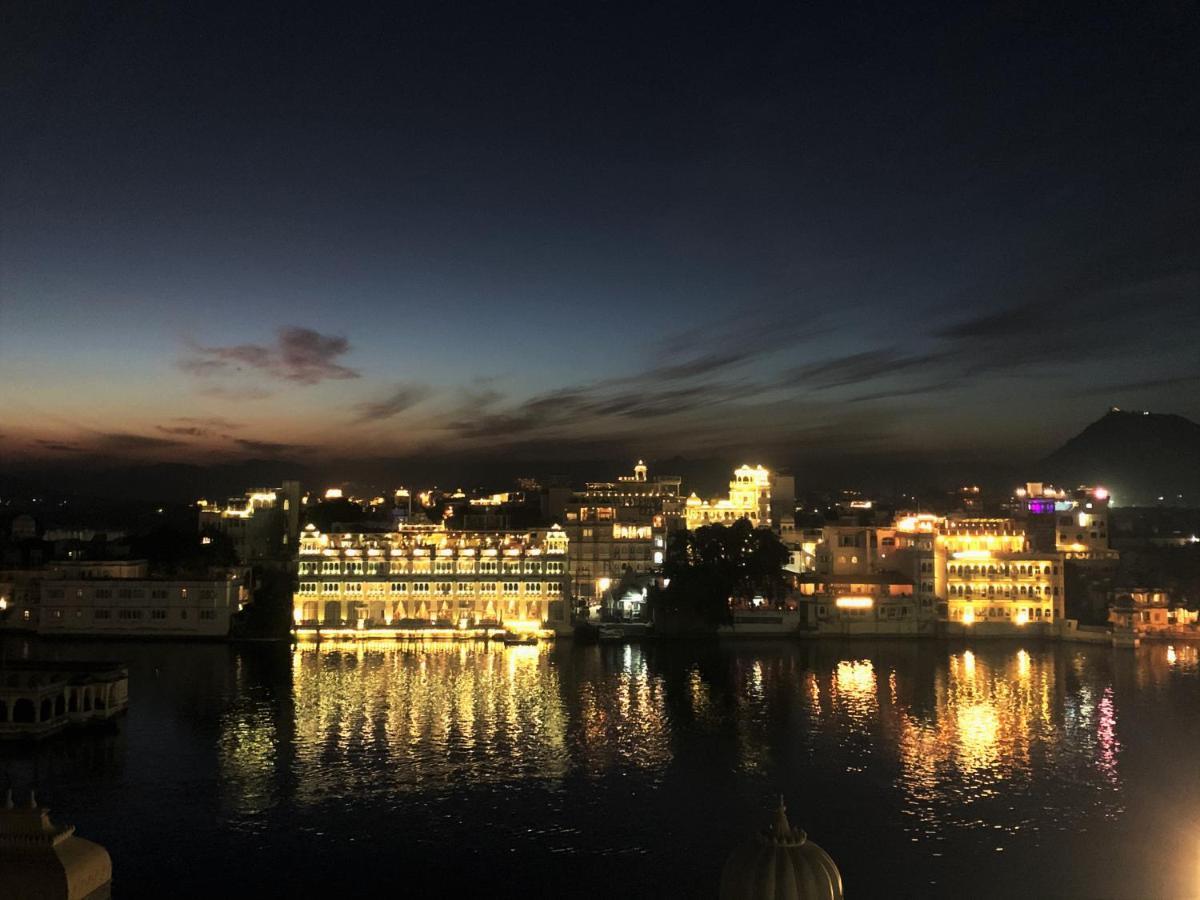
197, 480, 301, 561
293, 524, 570, 634
936, 518, 1065, 629
1012, 482, 1118, 562
1108, 588, 1198, 633
685, 464, 773, 530
562, 461, 682, 607
797, 522, 923, 633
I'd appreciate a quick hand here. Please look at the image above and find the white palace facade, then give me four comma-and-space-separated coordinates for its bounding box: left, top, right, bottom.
293, 524, 570, 635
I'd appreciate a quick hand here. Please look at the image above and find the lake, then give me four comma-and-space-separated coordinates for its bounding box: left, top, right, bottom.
3, 636, 1199, 898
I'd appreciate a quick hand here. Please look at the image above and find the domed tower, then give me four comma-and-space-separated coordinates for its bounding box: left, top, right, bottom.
0, 790, 112, 899
720, 797, 843, 900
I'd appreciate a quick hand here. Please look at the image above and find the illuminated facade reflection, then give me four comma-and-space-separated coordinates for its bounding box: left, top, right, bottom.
570, 645, 672, 773
210, 639, 1153, 890
289, 642, 569, 805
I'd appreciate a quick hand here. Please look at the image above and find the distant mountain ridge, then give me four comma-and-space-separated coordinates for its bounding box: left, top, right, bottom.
1041, 409, 1200, 505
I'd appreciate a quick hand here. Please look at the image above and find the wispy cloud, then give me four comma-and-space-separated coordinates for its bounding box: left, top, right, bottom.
232, 438, 311, 456
93, 432, 182, 451
155, 416, 246, 439
179, 326, 360, 385
35, 439, 83, 453
352, 382, 431, 423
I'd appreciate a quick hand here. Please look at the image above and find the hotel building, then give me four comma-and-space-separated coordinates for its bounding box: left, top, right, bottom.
293, 524, 570, 634
796, 514, 1065, 634
935, 518, 1065, 629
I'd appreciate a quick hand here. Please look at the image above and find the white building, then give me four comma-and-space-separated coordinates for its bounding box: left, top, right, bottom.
685, 465, 773, 530
37, 571, 244, 638
294, 524, 570, 635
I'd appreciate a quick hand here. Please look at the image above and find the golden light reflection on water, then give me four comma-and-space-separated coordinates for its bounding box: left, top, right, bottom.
215, 638, 1150, 857
573, 644, 672, 774
288, 641, 568, 805
892, 645, 1126, 843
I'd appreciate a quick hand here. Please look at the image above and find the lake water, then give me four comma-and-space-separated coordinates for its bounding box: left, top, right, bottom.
3, 636, 1199, 898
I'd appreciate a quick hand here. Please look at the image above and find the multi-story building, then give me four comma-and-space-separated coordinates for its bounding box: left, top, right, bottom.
293, 524, 570, 634
1012, 482, 1118, 562
561, 461, 681, 607
684, 465, 773, 530
797, 513, 1065, 634
197, 481, 301, 561
36, 566, 245, 638
936, 517, 1065, 629
797, 522, 923, 633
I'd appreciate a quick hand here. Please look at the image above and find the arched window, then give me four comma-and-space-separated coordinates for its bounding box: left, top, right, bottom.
13, 698, 35, 723
55, 695, 65, 716
39, 698, 52, 721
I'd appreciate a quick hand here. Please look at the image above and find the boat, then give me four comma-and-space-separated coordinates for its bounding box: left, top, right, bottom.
502, 633, 538, 646
597, 624, 625, 642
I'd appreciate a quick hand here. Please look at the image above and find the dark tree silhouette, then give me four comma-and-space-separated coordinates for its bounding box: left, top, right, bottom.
651, 519, 790, 630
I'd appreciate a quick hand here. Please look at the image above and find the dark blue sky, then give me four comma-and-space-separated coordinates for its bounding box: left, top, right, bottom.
3, 1, 1198, 469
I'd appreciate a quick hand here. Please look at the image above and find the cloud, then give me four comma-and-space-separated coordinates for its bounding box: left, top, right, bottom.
174, 416, 244, 431
198, 385, 274, 401
232, 438, 311, 456
93, 432, 182, 451
352, 383, 431, 423
155, 416, 246, 438
36, 439, 83, 453
179, 326, 360, 385
1076, 371, 1200, 396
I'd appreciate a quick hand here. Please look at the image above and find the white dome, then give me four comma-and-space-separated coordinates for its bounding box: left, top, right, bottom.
0, 791, 112, 900
720, 799, 843, 900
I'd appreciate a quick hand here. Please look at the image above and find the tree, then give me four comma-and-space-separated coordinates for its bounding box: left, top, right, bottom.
651, 520, 790, 630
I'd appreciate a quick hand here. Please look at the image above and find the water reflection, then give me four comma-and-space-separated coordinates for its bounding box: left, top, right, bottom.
571, 644, 671, 774
198, 638, 1190, 896
286, 641, 569, 805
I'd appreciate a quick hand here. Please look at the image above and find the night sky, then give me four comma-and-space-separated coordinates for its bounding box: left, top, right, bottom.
3, 2, 1198, 473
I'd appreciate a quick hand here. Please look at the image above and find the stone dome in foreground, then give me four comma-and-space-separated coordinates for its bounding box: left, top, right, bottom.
0, 790, 112, 900
720, 798, 843, 900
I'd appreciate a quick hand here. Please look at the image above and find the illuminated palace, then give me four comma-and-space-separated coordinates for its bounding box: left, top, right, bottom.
293, 524, 570, 635
685, 465, 773, 530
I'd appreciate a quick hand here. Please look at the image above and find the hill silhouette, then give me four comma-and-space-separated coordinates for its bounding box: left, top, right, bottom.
1042, 409, 1200, 505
